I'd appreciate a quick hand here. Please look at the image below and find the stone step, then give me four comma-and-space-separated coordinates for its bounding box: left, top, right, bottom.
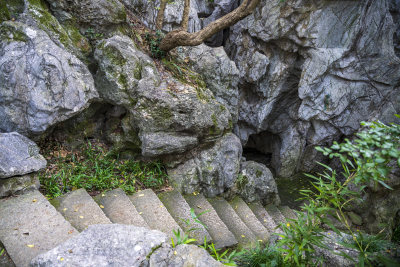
229, 197, 270, 243
184, 193, 237, 249
52, 188, 111, 232
248, 202, 281, 234
278, 206, 297, 220
128, 189, 182, 240
94, 188, 148, 227
0, 189, 77, 267
158, 190, 211, 244
265, 204, 287, 226
208, 197, 257, 248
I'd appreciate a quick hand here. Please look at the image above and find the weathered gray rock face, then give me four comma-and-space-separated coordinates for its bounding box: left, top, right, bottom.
168, 133, 242, 197
94, 35, 231, 157
30, 224, 168, 267
0, 133, 46, 178
0, 20, 98, 135
177, 44, 240, 123
46, 0, 126, 29
225, 0, 400, 177
149, 244, 224, 267
122, 0, 202, 32
236, 161, 280, 205
0, 174, 40, 198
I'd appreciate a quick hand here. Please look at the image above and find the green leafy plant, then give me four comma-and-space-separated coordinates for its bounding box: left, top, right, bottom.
39, 141, 168, 198
171, 228, 197, 247
275, 117, 400, 266
145, 30, 165, 58
200, 237, 238, 266
234, 244, 285, 267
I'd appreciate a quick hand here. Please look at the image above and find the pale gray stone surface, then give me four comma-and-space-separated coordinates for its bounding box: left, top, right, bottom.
0, 21, 98, 135
46, 0, 126, 28
208, 197, 257, 248
168, 133, 242, 197
52, 188, 111, 232
158, 190, 211, 244
184, 193, 237, 249
94, 188, 148, 227
229, 196, 270, 243
94, 34, 231, 157
149, 244, 224, 267
177, 44, 240, 122
225, 0, 400, 177
0, 133, 46, 179
0, 190, 77, 267
30, 224, 168, 267
128, 189, 183, 240
237, 161, 280, 205
0, 174, 40, 198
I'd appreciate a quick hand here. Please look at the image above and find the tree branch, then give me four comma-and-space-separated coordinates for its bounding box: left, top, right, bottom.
159, 0, 260, 51
156, 0, 168, 30
181, 0, 191, 31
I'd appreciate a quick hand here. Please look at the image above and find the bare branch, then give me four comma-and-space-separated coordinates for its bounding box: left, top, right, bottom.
181, 0, 190, 31
159, 0, 260, 52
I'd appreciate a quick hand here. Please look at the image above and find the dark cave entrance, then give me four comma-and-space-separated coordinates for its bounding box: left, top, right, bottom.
242, 131, 281, 176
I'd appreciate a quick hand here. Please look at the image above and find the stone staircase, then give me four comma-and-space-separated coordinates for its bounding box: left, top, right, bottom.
0, 188, 296, 267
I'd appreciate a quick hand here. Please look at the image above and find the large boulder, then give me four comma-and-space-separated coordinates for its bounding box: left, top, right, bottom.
94, 34, 232, 157
236, 161, 280, 205
0, 132, 46, 178
167, 133, 242, 197
225, 0, 400, 177
177, 44, 240, 123
0, 20, 98, 135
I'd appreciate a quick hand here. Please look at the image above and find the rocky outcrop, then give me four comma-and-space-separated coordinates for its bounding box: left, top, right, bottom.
225, 0, 400, 177
0, 20, 98, 135
46, 0, 126, 30
0, 133, 46, 178
177, 44, 240, 123
94, 34, 232, 158
167, 133, 242, 197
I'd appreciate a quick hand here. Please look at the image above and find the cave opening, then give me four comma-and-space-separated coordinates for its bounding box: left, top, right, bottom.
242, 130, 281, 176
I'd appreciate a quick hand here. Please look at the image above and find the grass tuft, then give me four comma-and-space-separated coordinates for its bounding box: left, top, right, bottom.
38, 140, 168, 199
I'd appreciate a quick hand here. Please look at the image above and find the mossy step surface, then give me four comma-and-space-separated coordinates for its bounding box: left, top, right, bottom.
265, 204, 286, 226
158, 190, 211, 244
0, 189, 77, 267
94, 188, 148, 227
208, 197, 257, 248
184, 193, 237, 249
53, 188, 111, 232
248, 202, 281, 234
229, 197, 270, 243
129, 189, 182, 240
278, 206, 297, 220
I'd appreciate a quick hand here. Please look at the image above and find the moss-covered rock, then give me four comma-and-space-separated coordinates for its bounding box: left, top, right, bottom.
25, 0, 91, 60
46, 0, 126, 30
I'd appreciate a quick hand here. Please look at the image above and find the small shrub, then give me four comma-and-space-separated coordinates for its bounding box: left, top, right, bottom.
145, 30, 165, 58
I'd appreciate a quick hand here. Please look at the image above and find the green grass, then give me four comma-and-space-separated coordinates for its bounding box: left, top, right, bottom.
233, 244, 285, 267
38, 141, 168, 199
